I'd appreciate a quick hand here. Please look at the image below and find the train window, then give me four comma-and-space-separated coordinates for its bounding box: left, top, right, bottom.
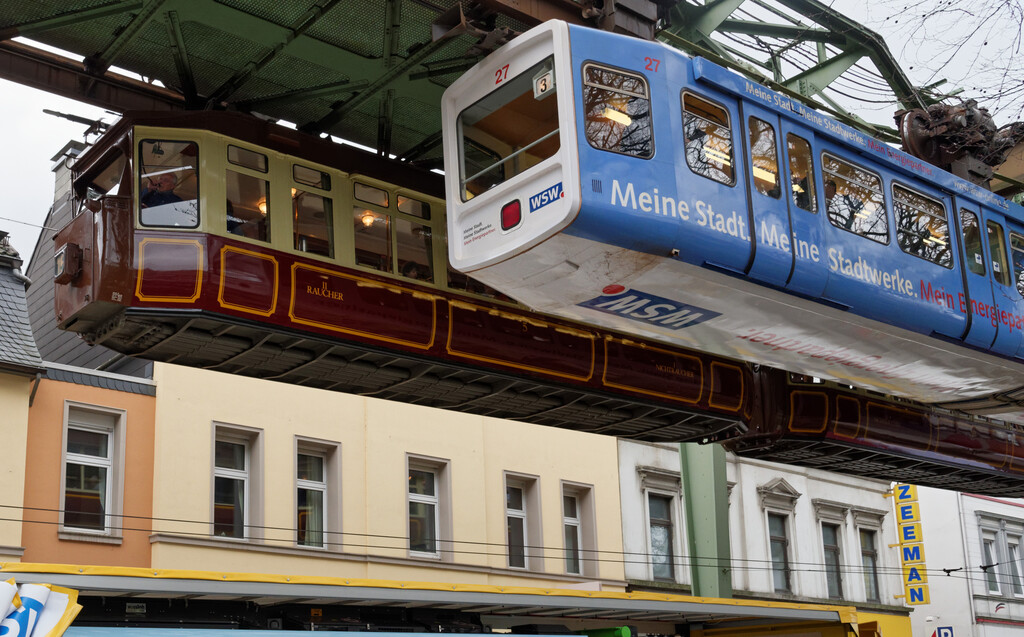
397, 219, 433, 283
457, 56, 560, 200
398, 196, 430, 220
682, 93, 734, 185
355, 183, 389, 207
893, 184, 952, 268
138, 140, 199, 228
293, 189, 333, 258
226, 170, 270, 242
787, 134, 816, 212
988, 221, 1011, 286
1011, 233, 1024, 297
821, 153, 887, 244
228, 145, 268, 173
293, 164, 330, 191
961, 210, 986, 276
77, 151, 128, 217
354, 206, 392, 272
748, 117, 780, 197
582, 63, 653, 159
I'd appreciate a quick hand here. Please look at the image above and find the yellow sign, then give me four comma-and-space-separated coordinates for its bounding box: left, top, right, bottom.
900, 542, 926, 564
893, 483, 918, 503
896, 501, 921, 524
893, 483, 928, 606
903, 564, 928, 585
905, 584, 930, 605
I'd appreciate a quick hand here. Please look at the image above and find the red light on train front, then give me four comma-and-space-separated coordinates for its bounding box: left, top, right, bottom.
501, 200, 521, 231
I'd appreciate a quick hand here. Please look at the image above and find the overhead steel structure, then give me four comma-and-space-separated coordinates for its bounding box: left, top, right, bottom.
0, 0, 928, 166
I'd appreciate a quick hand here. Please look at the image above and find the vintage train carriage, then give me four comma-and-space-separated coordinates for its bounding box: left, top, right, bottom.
53, 110, 754, 442
441, 21, 1024, 423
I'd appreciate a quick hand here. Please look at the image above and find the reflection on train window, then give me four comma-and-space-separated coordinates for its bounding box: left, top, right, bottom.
821, 153, 887, 244
682, 93, 734, 185
354, 206, 392, 272
226, 170, 270, 242
961, 209, 986, 276
78, 151, 128, 216
138, 140, 199, 228
355, 182, 389, 207
293, 164, 330, 190
293, 189, 333, 257
228, 145, 268, 173
1011, 232, 1024, 297
987, 221, 1011, 286
457, 56, 560, 201
787, 134, 816, 212
397, 219, 433, 283
582, 63, 652, 159
749, 117, 779, 198
893, 184, 951, 268
398, 195, 430, 220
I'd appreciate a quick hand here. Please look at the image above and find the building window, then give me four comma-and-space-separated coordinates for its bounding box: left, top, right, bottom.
506, 482, 527, 569
648, 493, 675, 581
564, 492, 582, 575
408, 456, 449, 559
983, 534, 1001, 593
61, 404, 124, 536
213, 425, 262, 541
297, 452, 326, 548
822, 523, 843, 599
768, 513, 792, 592
1009, 538, 1023, 595
860, 529, 881, 601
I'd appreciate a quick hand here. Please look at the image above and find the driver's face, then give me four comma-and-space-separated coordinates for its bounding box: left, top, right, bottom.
155, 174, 176, 191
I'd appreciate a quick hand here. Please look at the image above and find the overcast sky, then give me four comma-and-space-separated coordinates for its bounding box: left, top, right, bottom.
0, 2, 1012, 266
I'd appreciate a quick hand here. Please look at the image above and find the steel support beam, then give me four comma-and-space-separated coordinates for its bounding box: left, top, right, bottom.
83, 0, 169, 75
0, 1, 143, 40
0, 40, 184, 113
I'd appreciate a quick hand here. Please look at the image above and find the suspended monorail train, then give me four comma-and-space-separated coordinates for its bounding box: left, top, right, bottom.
441, 21, 1024, 423
50, 110, 1024, 495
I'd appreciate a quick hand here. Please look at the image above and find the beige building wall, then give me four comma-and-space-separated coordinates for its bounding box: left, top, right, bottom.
0, 373, 31, 560
150, 363, 625, 588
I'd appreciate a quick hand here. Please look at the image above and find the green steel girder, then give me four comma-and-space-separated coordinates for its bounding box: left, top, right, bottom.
669, 0, 749, 46
164, 10, 198, 105
236, 80, 370, 111
0, 1, 144, 40
715, 18, 844, 46
782, 46, 863, 94
84, 0, 169, 75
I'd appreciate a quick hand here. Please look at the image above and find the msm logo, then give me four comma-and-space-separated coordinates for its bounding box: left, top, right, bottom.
529, 182, 563, 212
579, 285, 720, 330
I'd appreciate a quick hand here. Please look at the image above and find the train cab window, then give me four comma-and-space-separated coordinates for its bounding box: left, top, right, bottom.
354, 183, 392, 273
988, 221, 1011, 286
292, 165, 333, 258
682, 93, 734, 185
787, 134, 816, 212
77, 151, 128, 217
457, 56, 560, 200
138, 140, 199, 228
893, 184, 952, 268
226, 170, 270, 242
582, 64, 653, 159
1011, 233, 1024, 296
748, 117, 780, 197
228, 145, 268, 172
822, 153, 887, 244
961, 210, 986, 276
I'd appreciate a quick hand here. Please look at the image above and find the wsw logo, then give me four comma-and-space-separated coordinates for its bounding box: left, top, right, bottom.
529, 182, 563, 212
579, 285, 720, 330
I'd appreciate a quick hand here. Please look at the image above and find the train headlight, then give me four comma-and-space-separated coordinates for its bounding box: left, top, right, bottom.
501, 200, 521, 231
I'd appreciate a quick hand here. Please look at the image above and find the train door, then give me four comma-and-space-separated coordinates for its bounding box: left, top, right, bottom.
740, 103, 791, 287
956, 202, 999, 348
1003, 218, 1024, 358
676, 87, 752, 274
981, 210, 1023, 357
778, 123, 827, 297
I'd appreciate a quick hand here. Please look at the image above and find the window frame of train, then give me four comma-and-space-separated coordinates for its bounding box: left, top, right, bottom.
1011, 231, 1024, 297
581, 62, 654, 159
988, 220, 1012, 286
137, 139, 200, 229
456, 56, 560, 201
787, 133, 816, 213
291, 163, 335, 259
681, 92, 735, 186
748, 116, 781, 198
961, 209, 987, 276
352, 180, 435, 283
76, 147, 129, 217
821, 152, 889, 244
891, 182, 953, 268
225, 143, 271, 243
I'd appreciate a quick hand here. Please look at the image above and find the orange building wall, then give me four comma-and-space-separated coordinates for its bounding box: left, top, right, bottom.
22, 377, 155, 567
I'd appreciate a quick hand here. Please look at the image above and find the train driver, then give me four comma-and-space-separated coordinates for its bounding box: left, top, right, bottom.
140, 171, 183, 207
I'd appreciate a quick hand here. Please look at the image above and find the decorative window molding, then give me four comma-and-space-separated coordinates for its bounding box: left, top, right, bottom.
850, 505, 887, 527
812, 499, 850, 524
757, 477, 801, 513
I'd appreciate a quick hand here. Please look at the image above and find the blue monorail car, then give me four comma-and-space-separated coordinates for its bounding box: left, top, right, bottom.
442, 21, 1024, 422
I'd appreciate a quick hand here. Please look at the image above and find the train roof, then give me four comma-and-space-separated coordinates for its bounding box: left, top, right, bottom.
77, 110, 445, 200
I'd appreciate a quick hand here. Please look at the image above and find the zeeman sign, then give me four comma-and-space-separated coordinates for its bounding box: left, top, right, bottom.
892, 483, 929, 605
